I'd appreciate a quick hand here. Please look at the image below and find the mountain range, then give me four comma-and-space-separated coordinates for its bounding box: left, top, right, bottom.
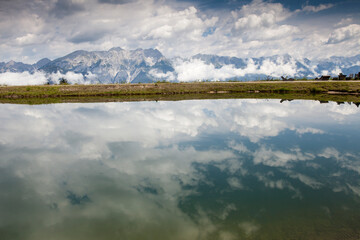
0, 58, 51, 74
1, 47, 359, 84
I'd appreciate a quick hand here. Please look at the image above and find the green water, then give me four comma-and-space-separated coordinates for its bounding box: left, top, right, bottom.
0, 99, 360, 239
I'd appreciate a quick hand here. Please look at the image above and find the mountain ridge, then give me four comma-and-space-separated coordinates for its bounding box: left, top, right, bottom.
0, 58, 51, 74
1, 48, 360, 84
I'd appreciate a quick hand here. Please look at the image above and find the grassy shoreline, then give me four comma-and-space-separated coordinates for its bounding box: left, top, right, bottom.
1, 81, 360, 104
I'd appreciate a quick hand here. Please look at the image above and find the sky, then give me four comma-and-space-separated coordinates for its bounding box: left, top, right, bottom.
0, 0, 359, 63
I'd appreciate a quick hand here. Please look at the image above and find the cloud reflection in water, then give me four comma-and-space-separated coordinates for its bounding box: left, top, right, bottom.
0, 99, 360, 239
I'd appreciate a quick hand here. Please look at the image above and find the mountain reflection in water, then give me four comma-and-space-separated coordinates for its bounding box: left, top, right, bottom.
0, 99, 360, 240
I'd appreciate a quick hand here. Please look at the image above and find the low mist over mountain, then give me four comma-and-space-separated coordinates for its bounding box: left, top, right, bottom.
0, 47, 360, 85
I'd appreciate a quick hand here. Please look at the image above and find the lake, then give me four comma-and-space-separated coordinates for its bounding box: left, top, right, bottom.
0, 99, 360, 239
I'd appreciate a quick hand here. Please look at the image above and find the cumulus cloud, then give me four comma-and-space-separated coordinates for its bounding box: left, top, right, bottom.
231, 0, 298, 42
327, 102, 359, 120
234, 13, 277, 29
0, 71, 48, 86
149, 69, 176, 81
229, 101, 292, 142
142, 6, 218, 41
0, 0, 357, 64
49, 71, 95, 84
174, 59, 245, 82
0, 70, 96, 86
327, 24, 360, 44
0, 0, 354, 63
232, 0, 291, 23
173, 57, 299, 82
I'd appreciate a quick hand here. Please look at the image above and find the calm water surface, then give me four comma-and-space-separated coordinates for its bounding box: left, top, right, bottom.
0, 99, 360, 240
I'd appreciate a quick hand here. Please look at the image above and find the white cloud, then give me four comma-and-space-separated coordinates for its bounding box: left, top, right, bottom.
317, 147, 360, 175
0, 0, 359, 63
300, 4, 334, 13
173, 56, 300, 82
0, 71, 48, 86
231, 0, 298, 42
0, 69, 102, 86
257, 25, 299, 41
230, 102, 292, 143
143, 6, 217, 42
254, 172, 302, 197
327, 24, 360, 44
0, 1, 209, 60
174, 59, 242, 82
327, 102, 359, 121
258, 57, 299, 76
235, 14, 276, 29
227, 177, 244, 189
335, 18, 353, 27
295, 127, 324, 135
149, 69, 176, 81
318, 147, 340, 159
286, 171, 323, 189
49, 71, 94, 84
0, 70, 97, 86
232, 0, 291, 22
254, 147, 315, 167
228, 141, 249, 153
253, 147, 315, 167
15, 33, 39, 45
